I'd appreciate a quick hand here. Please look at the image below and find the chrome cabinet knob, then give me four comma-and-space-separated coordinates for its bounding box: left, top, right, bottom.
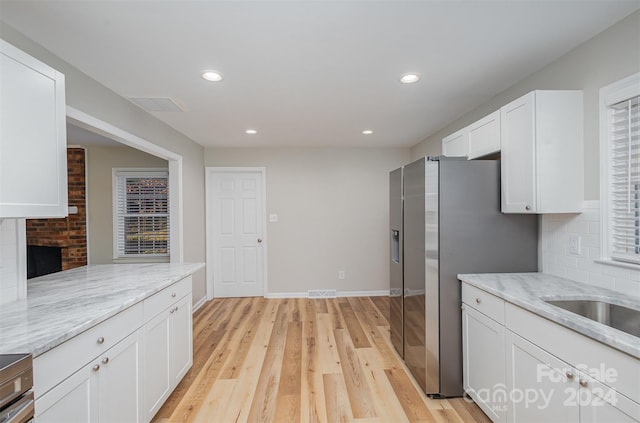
97, 337, 105, 344
565, 371, 574, 380
525, 205, 531, 211
172, 292, 176, 298
170, 308, 175, 314
257, 238, 263, 243
475, 298, 482, 304
579, 379, 588, 388
102, 357, 109, 365
93, 364, 100, 372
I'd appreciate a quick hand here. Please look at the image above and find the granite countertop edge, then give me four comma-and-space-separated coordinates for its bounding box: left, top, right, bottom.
457, 272, 640, 359
0, 262, 205, 357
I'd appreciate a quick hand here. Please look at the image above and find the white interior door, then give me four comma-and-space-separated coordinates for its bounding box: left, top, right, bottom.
207, 169, 265, 298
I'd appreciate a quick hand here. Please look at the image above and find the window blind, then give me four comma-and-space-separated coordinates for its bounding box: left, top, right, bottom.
114, 171, 169, 257
610, 95, 640, 263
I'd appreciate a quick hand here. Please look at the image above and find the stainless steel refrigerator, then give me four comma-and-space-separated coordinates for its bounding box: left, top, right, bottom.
389, 156, 538, 398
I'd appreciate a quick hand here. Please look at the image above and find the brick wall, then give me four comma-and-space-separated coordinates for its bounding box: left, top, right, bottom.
26, 148, 87, 270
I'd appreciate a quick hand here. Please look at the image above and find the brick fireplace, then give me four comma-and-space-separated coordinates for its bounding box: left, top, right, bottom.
26, 148, 87, 274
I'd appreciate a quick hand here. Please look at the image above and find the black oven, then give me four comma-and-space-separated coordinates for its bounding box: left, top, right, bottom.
0, 354, 34, 423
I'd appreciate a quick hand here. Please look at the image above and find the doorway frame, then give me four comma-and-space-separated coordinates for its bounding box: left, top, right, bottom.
66, 106, 184, 263
205, 166, 268, 300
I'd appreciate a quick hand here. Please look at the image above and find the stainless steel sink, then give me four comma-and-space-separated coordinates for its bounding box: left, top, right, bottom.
545, 299, 640, 338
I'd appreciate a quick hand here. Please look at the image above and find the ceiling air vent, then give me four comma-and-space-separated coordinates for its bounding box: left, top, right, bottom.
128, 97, 184, 112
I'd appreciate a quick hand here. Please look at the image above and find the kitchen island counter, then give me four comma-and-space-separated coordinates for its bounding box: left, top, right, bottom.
458, 272, 640, 359
0, 263, 204, 357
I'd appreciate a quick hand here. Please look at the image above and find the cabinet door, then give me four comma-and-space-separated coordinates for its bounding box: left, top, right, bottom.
501, 91, 537, 213
171, 294, 193, 385
579, 373, 640, 423
462, 305, 507, 422
468, 110, 500, 159
36, 362, 99, 423
442, 128, 469, 157
98, 329, 143, 423
0, 40, 67, 218
506, 331, 579, 423
143, 309, 172, 422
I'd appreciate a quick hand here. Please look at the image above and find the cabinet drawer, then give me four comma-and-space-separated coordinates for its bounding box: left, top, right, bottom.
34, 302, 143, 397
462, 283, 505, 324
144, 276, 192, 320
506, 303, 640, 404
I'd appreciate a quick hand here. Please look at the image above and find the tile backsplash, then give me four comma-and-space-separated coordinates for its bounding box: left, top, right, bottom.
541, 200, 640, 299
0, 219, 24, 304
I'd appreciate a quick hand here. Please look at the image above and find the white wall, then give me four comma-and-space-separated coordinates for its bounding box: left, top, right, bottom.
0, 24, 207, 305
411, 11, 640, 298
205, 147, 410, 295
86, 146, 168, 265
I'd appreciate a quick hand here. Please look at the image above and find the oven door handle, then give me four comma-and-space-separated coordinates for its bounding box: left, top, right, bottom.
4, 391, 34, 423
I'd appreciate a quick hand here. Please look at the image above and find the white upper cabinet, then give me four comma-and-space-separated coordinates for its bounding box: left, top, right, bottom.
501, 90, 583, 213
442, 127, 468, 157
467, 110, 500, 159
0, 40, 68, 218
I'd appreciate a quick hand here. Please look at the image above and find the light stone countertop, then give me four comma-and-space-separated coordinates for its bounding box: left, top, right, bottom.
0, 263, 205, 357
457, 272, 640, 359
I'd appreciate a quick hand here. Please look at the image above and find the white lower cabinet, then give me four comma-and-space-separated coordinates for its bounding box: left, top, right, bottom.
143, 292, 193, 422
36, 329, 142, 423
171, 294, 193, 386
98, 329, 143, 423
462, 304, 507, 422
34, 276, 194, 423
143, 309, 171, 420
506, 331, 578, 423
461, 281, 640, 423
506, 331, 638, 423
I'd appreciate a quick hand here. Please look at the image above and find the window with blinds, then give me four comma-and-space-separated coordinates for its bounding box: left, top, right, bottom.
609, 95, 640, 264
113, 170, 169, 258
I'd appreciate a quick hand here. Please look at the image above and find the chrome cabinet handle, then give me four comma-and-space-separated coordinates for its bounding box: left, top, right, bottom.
97, 337, 105, 344
93, 364, 100, 372
565, 371, 574, 380
579, 379, 588, 388
102, 357, 109, 364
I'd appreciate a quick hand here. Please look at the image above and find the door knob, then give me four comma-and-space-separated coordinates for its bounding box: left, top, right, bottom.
258, 238, 263, 243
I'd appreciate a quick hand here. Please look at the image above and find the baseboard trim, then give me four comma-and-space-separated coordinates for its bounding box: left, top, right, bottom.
192, 296, 207, 313
265, 290, 389, 299
264, 292, 308, 299
338, 290, 389, 297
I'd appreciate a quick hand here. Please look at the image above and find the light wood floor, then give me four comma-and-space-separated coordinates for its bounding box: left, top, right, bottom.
152, 296, 491, 423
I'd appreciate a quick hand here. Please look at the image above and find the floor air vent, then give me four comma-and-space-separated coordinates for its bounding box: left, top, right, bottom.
308, 290, 337, 298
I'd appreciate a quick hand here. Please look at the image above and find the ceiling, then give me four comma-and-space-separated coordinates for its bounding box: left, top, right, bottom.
1, 1, 639, 149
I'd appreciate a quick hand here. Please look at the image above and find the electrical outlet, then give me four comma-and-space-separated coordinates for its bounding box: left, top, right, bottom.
569, 234, 581, 255
338, 270, 345, 280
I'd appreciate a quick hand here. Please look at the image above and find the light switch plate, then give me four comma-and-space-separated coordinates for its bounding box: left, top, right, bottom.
269, 214, 278, 223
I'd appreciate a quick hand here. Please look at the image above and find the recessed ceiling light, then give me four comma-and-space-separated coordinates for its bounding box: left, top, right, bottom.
362, 130, 374, 135
202, 71, 223, 82
400, 73, 420, 84
245, 129, 257, 135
